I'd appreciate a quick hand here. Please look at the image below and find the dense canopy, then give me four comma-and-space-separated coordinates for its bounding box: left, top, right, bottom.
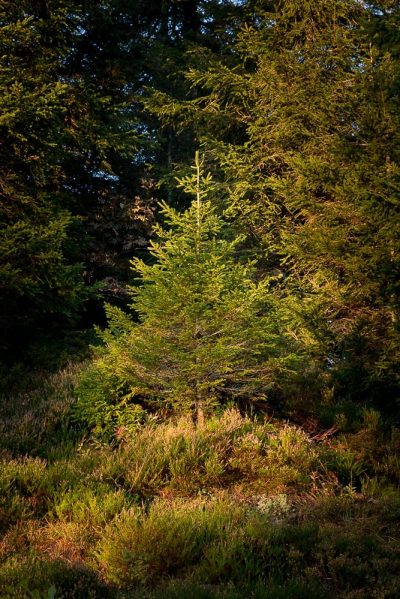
1, 0, 399, 413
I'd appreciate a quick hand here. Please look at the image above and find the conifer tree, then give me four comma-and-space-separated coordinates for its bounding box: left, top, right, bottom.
0, 0, 145, 364
77, 153, 293, 433
0, 0, 249, 368
0, 1, 90, 363
146, 0, 400, 410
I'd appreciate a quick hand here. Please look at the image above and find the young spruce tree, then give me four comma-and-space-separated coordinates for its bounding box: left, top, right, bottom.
148, 0, 400, 411
77, 153, 291, 435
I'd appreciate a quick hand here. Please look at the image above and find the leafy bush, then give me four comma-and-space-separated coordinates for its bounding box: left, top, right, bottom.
0, 364, 80, 456
96, 498, 246, 587
72, 362, 147, 441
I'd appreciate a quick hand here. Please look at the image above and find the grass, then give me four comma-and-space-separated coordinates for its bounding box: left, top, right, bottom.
0, 366, 399, 597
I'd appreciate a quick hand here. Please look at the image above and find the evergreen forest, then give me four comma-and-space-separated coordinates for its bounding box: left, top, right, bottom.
1, 1, 400, 597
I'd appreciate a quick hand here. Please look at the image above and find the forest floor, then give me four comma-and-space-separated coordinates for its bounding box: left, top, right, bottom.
0, 364, 399, 599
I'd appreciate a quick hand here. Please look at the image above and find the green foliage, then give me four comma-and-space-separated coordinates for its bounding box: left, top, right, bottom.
73, 362, 147, 440
0, 558, 113, 599
2, 0, 400, 595
0, 2, 91, 360
96, 493, 400, 595
0, 364, 80, 456
0, 0, 153, 365
97, 498, 244, 586
51, 484, 129, 527
75, 154, 297, 434
145, 0, 400, 412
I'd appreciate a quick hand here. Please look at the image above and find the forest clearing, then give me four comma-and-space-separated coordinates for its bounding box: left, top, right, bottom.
1, 1, 399, 597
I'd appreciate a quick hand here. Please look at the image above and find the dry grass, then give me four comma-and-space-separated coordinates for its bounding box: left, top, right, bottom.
0, 369, 399, 597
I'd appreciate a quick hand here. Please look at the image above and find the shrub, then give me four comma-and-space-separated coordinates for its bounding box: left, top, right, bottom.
72, 363, 147, 441
96, 498, 246, 587
0, 364, 80, 456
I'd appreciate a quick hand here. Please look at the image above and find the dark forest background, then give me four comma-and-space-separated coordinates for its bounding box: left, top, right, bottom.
1, 0, 399, 413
